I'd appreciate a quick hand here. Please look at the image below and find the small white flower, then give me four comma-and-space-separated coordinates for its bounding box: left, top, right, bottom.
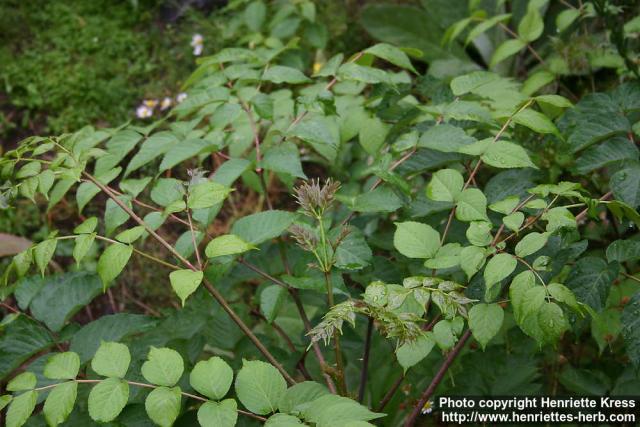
193, 43, 203, 56
136, 105, 153, 119
176, 93, 188, 103
190, 33, 204, 47
143, 99, 158, 109
421, 400, 434, 414
160, 97, 172, 110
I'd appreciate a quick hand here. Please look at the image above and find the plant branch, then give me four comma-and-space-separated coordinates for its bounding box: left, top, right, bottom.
358, 316, 374, 403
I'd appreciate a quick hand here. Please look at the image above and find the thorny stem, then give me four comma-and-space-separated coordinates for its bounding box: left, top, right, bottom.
405, 330, 472, 426
35, 379, 267, 422
186, 209, 203, 270
324, 271, 347, 395
84, 171, 296, 386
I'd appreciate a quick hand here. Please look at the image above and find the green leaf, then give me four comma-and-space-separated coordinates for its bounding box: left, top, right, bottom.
466, 221, 492, 247
364, 43, 417, 73
393, 221, 440, 259
34, 239, 57, 276
622, 293, 640, 365
548, 283, 579, 312
151, 178, 185, 207
260, 285, 287, 323
43, 382, 77, 426
513, 109, 559, 136
169, 269, 204, 306
396, 333, 435, 371
278, 382, 330, 414
17, 272, 103, 332
190, 356, 234, 400
426, 169, 464, 202
503, 212, 525, 231
556, 8, 581, 32
566, 257, 618, 311
518, 8, 544, 42
44, 352, 80, 380
575, 136, 638, 175
611, 165, 640, 207
592, 309, 621, 353
235, 359, 287, 415
606, 239, 640, 263
158, 139, 211, 173
7, 372, 36, 391
490, 39, 525, 67
0, 315, 54, 379
205, 235, 256, 258
97, 243, 133, 288
358, 115, 389, 155
262, 66, 311, 84
145, 386, 181, 427
343, 186, 403, 213
459, 246, 486, 279
262, 142, 307, 179
74, 217, 98, 234
115, 226, 146, 244
141, 347, 184, 387
125, 132, 179, 177
484, 253, 517, 296
302, 394, 384, 426
91, 341, 131, 378
537, 302, 569, 344
288, 115, 340, 162
231, 211, 296, 245
433, 320, 456, 350
515, 232, 549, 257
482, 141, 536, 169
88, 378, 129, 423
337, 63, 390, 84
418, 124, 476, 153
6, 390, 37, 427
455, 188, 488, 222
73, 233, 96, 265
265, 413, 305, 426
333, 226, 372, 270
244, 0, 266, 31
465, 14, 512, 45
198, 399, 238, 427
469, 303, 504, 349
187, 181, 231, 210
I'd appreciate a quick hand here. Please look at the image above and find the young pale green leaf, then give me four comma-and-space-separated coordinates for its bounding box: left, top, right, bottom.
190, 356, 234, 400
7, 372, 36, 392
460, 246, 486, 279
393, 221, 440, 259
455, 188, 489, 222
556, 8, 581, 32
466, 221, 492, 247
187, 181, 231, 210
396, 332, 435, 371
465, 13, 512, 45
73, 233, 96, 265
484, 253, 517, 294
469, 303, 504, 349
424, 243, 462, 269
142, 347, 184, 387
513, 108, 559, 136
262, 66, 311, 84
6, 390, 37, 427
91, 341, 131, 378
43, 382, 77, 427
145, 386, 181, 427
426, 169, 464, 202
169, 269, 204, 306
481, 141, 537, 169
97, 243, 133, 288
44, 352, 80, 380
503, 212, 525, 231
235, 359, 287, 415
198, 399, 238, 427
358, 115, 389, 155
205, 234, 256, 258
509, 270, 536, 323
518, 8, 544, 42
231, 210, 296, 245
88, 378, 129, 423
114, 226, 146, 244
489, 196, 520, 214
433, 320, 456, 350
35, 239, 57, 276
260, 285, 286, 323
490, 39, 526, 67
515, 232, 549, 257
548, 283, 579, 312
364, 43, 417, 73
74, 217, 98, 234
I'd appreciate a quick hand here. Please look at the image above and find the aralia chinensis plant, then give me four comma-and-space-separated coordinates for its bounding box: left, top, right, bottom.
1, 0, 640, 426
